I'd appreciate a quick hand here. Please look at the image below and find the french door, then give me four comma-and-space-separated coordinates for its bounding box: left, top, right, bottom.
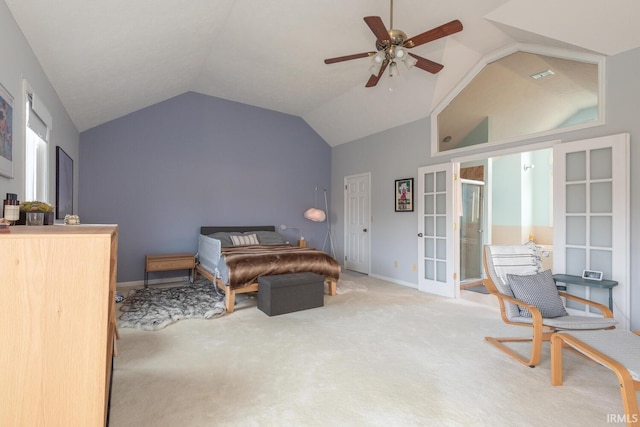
553, 133, 630, 328
416, 133, 629, 315
417, 163, 458, 297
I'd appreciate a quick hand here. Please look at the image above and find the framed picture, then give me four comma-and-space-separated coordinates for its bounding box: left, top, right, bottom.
0, 83, 14, 178
395, 178, 414, 212
56, 146, 73, 219
582, 270, 603, 281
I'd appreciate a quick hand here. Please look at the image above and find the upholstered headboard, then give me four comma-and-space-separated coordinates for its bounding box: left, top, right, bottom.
200, 225, 276, 235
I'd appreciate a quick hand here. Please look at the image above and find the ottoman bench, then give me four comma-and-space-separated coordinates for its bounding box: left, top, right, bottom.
551, 330, 640, 426
258, 272, 325, 316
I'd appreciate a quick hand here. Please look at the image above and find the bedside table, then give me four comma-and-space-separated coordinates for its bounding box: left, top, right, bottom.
145, 253, 196, 287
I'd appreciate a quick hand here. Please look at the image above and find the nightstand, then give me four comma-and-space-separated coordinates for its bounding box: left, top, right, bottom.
145, 253, 196, 287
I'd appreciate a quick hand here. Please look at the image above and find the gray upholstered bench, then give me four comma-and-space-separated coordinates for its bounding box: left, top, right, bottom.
257, 272, 325, 316
551, 330, 640, 425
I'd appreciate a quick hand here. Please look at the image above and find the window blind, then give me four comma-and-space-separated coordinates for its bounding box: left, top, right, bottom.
27, 92, 52, 142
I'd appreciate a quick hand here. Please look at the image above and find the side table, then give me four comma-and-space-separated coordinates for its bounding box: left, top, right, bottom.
553, 273, 618, 311
145, 253, 196, 287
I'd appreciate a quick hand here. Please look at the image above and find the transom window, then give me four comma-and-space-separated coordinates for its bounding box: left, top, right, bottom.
432, 45, 604, 156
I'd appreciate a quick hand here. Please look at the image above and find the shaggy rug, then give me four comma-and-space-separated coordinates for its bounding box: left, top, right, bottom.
118, 280, 226, 331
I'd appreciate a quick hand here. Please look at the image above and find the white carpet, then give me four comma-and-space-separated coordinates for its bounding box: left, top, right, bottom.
110, 272, 627, 426
335, 279, 367, 294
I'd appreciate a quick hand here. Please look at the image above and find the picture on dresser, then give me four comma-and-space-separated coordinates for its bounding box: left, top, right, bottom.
0, 82, 14, 179
56, 146, 73, 219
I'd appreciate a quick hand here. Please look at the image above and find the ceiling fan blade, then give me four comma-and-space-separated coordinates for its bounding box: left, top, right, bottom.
404, 19, 463, 48
324, 52, 375, 64
366, 60, 389, 88
364, 16, 390, 44
408, 53, 444, 74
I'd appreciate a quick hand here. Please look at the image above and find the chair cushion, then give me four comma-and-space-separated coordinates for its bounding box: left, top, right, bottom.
507, 269, 568, 318
486, 243, 542, 321
508, 315, 618, 329
543, 316, 617, 330
560, 330, 637, 380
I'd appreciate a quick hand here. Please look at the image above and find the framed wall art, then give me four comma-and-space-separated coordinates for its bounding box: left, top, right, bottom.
582, 269, 603, 281
56, 146, 73, 219
395, 178, 414, 212
0, 83, 14, 178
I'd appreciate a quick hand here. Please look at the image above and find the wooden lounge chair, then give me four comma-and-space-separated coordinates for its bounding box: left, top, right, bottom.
483, 243, 616, 367
551, 330, 640, 427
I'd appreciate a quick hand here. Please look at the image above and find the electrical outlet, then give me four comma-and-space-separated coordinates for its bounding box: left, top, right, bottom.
394, 260, 398, 268
412, 264, 417, 271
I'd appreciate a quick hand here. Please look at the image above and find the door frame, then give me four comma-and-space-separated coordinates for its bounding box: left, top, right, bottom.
451, 140, 558, 288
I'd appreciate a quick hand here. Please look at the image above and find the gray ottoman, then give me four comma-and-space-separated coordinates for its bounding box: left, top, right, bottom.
258, 272, 325, 316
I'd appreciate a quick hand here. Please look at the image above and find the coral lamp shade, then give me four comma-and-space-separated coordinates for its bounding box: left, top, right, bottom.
304, 208, 326, 222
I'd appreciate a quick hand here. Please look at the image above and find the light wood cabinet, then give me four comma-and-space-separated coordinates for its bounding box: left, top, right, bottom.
0, 225, 118, 426
145, 252, 195, 286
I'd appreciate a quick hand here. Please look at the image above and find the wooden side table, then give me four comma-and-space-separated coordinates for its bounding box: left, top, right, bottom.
145, 253, 196, 287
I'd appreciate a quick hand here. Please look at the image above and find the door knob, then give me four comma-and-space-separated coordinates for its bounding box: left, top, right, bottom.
363, 228, 368, 232
418, 233, 423, 237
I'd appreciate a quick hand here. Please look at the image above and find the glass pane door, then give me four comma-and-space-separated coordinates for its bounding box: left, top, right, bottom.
418, 163, 456, 298
554, 134, 630, 327
460, 180, 484, 281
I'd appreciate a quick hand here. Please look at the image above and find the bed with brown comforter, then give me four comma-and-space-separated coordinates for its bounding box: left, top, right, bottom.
195, 226, 340, 313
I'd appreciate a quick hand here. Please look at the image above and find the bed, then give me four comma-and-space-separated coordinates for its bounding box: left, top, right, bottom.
195, 226, 341, 313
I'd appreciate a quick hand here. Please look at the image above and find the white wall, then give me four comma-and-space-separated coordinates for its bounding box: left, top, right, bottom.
0, 1, 79, 211
332, 46, 640, 329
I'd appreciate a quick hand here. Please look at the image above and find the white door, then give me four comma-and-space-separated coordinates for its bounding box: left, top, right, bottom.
553, 133, 630, 328
344, 173, 370, 274
417, 163, 458, 297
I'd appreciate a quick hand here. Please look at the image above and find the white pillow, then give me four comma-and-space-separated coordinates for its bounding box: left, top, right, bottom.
230, 233, 259, 246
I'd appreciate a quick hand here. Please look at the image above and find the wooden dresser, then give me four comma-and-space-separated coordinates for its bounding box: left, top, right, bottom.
0, 225, 118, 426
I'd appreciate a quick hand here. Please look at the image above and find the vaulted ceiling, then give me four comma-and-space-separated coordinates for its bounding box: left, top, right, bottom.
5, 0, 640, 146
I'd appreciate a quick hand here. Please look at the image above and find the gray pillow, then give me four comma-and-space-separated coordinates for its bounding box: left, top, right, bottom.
253, 231, 287, 245
507, 269, 568, 318
207, 232, 234, 247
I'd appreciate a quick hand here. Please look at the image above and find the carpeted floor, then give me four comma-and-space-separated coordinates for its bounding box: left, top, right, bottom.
110, 271, 627, 426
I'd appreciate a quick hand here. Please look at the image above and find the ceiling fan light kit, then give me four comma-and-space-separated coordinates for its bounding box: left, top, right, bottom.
324, 0, 462, 87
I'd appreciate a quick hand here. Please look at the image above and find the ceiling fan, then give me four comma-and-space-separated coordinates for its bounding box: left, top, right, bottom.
324, 0, 463, 87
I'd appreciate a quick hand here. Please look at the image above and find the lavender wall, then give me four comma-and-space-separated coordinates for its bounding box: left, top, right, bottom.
80, 92, 332, 282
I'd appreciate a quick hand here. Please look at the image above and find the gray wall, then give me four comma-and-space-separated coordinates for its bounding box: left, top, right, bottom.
332, 46, 640, 329
332, 119, 430, 286
0, 1, 79, 209
79, 92, 332, 282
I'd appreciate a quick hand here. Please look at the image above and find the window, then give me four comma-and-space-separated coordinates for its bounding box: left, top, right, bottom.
432, 45, 604, 156
24, 81, 52, 202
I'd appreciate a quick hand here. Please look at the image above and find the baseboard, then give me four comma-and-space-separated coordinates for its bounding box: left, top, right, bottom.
117, 275, 191, 291
368, 273, 418, 289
